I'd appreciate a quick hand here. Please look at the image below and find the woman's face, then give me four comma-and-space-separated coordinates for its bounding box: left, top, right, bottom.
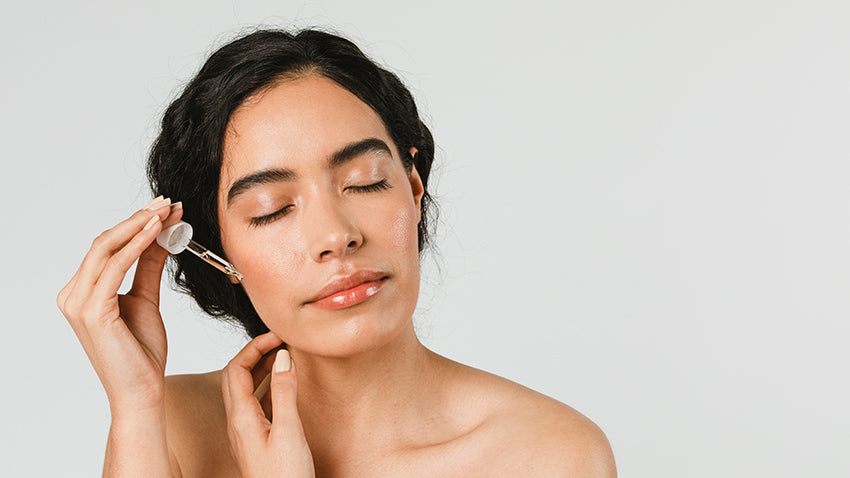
217, 75, 424, 357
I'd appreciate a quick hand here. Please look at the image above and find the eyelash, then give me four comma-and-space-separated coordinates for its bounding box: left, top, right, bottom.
349, 179, 390, 193
248, 180, 391, 227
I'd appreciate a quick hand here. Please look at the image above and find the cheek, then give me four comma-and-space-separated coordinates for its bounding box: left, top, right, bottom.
242, 244, 299, 281
385, 203, 422, 317
387, 204, 419, 255
227, 230, 305, 313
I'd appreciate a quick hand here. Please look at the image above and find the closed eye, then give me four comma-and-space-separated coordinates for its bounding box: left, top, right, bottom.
249, 205, 293, 227
348, 179, 390, 193
248, 180, 390, 227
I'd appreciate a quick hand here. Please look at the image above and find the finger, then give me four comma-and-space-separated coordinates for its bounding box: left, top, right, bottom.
89, 213, 167, 304
251, 345, 284, 391
220, 365, 265, 457
221, 333, 285, 433
226, 334, 285, 397
58, 200, 172, 312
162, 201, 184, 228
128, 204, 184, 306
75, 199, 172, 292
228, 333, 285, 374
268, 350, 305, 440
253, 371, 272, 403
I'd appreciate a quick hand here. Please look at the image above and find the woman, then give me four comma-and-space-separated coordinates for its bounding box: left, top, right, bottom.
58, 29, 616, 477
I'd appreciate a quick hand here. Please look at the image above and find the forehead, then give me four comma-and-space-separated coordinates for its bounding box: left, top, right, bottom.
220, 75, 393, 187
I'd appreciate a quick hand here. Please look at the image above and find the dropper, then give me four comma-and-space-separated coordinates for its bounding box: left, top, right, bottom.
156, 221, 244, 281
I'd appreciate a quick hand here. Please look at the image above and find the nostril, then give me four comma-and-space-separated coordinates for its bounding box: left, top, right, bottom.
315, 232, 362, 261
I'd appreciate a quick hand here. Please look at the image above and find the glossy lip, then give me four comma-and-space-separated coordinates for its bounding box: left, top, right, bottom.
305, 269, 389, 305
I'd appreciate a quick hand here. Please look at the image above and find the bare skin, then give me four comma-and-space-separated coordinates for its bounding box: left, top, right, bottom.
59, 74, 615, 477
165, 353, 614, 477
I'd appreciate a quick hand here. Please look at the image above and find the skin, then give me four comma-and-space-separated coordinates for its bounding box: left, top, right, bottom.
59, 74, 616, 477
217, 75, 424, 361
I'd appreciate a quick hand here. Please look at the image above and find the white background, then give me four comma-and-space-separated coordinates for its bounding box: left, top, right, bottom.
2, 1, 848, 476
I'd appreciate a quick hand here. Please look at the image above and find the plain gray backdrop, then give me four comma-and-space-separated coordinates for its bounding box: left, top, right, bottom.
2, 1, 848, 476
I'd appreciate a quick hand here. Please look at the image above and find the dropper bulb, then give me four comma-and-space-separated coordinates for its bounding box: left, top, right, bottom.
156, 221, 193, 254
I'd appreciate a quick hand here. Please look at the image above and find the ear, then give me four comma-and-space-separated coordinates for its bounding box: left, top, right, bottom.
407, 147, 425, 224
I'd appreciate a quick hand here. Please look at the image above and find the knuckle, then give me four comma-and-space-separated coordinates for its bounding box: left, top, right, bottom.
223, 359, 237, 374
77, 310, 97, 328
91, 231, 108, 249
62, 307, 88, 330
272, 379, 296, 398
56, 287, 69, 310
60, 297, 81, 320
104, 253, 129, 276
102, 255, 120, 273
227, 350, 251, 369
78, 303, 106, 327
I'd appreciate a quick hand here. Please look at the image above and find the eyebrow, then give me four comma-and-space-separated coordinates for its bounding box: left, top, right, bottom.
226, 137, 393, 206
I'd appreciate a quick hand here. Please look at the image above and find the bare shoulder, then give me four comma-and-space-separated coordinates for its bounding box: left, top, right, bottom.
164, 370, 225, 432
443, 359, 617, 477
164, 371, 238, 478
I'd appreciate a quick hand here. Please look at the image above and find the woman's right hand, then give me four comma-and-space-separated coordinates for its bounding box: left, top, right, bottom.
221, 333, 316, 478
57, 196, 181, 414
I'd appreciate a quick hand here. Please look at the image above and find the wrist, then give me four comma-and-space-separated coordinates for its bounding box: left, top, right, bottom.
105, 400, 172, 478
106, 378, 165, 415
109, 395, 166, 424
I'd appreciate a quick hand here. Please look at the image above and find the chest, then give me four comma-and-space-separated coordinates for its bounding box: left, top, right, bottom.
174, 423, 519, 478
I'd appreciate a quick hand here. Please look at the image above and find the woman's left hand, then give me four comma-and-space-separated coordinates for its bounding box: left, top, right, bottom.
221, 332, 316, 477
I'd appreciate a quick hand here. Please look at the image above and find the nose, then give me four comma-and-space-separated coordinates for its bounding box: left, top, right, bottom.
303, 194, 363, 262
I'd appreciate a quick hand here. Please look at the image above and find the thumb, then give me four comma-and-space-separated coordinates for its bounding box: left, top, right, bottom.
269, 349, 304, 438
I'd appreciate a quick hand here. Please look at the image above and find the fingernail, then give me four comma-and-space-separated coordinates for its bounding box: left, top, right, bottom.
145, 197, 170, 211
169, 201, 182, 211
155, 198, 172, 210
143, 215, 161, 231
274, 349, 291, 373
143, 195, 164, 210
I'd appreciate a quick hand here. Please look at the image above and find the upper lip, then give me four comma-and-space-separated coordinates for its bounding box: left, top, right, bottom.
306, 269, 388, 303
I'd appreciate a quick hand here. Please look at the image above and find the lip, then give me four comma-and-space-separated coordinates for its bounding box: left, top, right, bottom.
305, 270, 389, 309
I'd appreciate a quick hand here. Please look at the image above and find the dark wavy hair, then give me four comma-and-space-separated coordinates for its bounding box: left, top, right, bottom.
147, 29, 436, 337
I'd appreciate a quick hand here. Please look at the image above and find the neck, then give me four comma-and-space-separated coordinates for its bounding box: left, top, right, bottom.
288, 322, 445, 456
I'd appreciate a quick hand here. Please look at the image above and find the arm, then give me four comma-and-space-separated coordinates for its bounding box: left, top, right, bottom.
104, 405, 174, 477
57, 197, 182, 477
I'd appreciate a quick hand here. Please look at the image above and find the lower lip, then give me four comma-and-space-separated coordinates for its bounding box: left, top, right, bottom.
308, 278, 388, 310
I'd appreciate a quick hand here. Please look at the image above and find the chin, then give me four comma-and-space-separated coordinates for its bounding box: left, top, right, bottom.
285, 315, 413, 359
